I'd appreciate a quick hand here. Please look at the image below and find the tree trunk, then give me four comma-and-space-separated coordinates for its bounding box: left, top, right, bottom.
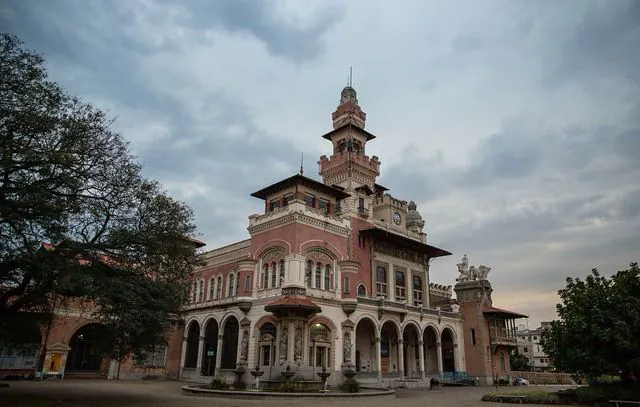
116, 357, 122, 380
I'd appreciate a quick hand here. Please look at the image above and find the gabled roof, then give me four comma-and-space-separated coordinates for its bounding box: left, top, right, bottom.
321, 123, 376, 141
359, 226, 452, 258
250, 174, 351, 200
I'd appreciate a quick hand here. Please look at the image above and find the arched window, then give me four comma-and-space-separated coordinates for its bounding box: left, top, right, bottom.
309, 323, 331, 368
208, 277, 215, 300
279, 260, 285, 285
323, 265, 331, 290
192, 281, 197, 303
228, 274, 236, 297
198, 280, 204, 302
315, 262, 322, 288
216, 276, 222, 299
305, 260, 313, 287
357, 284, 366, 297
271, 261, 277, 288
263, 263, 269, 288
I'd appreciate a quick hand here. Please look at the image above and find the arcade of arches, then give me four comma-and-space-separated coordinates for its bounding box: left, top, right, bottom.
181, 315, 459, 380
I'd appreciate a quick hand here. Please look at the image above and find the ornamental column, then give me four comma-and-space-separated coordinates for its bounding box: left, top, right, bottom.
375, 336, 382, 381
179, 335, 188, 377
397, 337, 404, 378
436, 341, 443, 375
418, 340, 425, 379
196, 335, 205, 376
214, 334, 223, 375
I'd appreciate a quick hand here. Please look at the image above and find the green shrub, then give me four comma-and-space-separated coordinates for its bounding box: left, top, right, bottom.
209, 377, 228, 389
341, 378, 360, 393
575, 383, 640, 404
277, 381, 297, 393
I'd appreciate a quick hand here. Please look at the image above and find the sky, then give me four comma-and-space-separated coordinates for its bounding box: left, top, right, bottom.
2, 0, 639, 327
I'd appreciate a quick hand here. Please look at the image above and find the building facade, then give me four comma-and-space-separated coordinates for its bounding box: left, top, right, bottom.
516, 323, 553, 371
2, 84, 527, 386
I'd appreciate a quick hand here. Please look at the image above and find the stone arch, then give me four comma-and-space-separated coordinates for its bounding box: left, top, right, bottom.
220, 311, 242, 331
184, 318, 201, 335
201, 317, 219, 376
254, 318, 277, 369
65, 323, 113, 374
307, 315, 338, 335
301, 243, 342, 261
257, 245, 286, 289
255, 241, 290, 258
379, 318, 401, 338
353, 314, 379, 334
441, 325, 458, 343
423, 323, 439, 374
441, 326, 456, 372
220, 314, 239, 369
184, 320, 200, 369
402, 321, 422, 378
380, 319, 401, 374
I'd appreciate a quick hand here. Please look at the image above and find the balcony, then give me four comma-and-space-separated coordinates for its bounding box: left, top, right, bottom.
248, 199, 350, 235
489, 328, 518, 346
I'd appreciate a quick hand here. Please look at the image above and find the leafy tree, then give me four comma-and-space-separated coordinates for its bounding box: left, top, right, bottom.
0, 33, 202, 361
509, 350, 531, 372
541, 262, 640, 382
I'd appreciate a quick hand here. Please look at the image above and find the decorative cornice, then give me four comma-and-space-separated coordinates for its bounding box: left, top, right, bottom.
248, 211, 350, 236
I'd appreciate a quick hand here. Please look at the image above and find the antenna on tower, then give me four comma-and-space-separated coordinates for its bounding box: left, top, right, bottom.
349, 66, 353, 87
299, 152, 304, 176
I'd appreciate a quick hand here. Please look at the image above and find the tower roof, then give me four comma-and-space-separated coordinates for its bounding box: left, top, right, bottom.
321, 123, 376, 141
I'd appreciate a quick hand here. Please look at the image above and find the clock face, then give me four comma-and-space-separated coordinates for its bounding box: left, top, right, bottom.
393, 212, 401, 225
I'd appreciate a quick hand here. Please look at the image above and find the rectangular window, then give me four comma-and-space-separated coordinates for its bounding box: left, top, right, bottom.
304, 193, 314, 207
343, 276, 350, 293
395, 270, 406, 300
319, 198, 330, 213
245, 275, 251, 291
358, 197, 365, 211
412, 274, 422, 305
375, 265, 387, 296
269, 200, 280, 211
335, 200, 342, 213
262, 345, 271, 366
283, 193, 293, 205
523, 347, 528, 353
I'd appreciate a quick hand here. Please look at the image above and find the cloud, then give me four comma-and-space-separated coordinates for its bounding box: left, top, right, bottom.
2, 0, 639, 327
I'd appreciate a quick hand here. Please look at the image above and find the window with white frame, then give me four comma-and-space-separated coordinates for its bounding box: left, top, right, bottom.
412, 275, 422, 305
279, 260, 285, 285
262, 263, 269, 288
395, 270, 406, 300
208, 277, 215, 300
228, 274, 236, 297
271, 261, 277, 288
315, 262, 322, 288
305, 260, 312, 287
376, 265, 387, 296
323, 264, 331, 290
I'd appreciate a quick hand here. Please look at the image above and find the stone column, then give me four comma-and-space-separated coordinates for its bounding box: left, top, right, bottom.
398, 337, 404, 378
284, 254, 306, 288
196, 335, 205, 376
418, 340, 425, 379
179, 336, 188, 373
453, 343, 460, 372
375, 336, 382, 381
436, 341, 443, 375
214, 334, 223, 375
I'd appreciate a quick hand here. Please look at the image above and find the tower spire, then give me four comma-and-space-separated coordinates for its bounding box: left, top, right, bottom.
299, 152, 304, 175
349, 66, 352, 87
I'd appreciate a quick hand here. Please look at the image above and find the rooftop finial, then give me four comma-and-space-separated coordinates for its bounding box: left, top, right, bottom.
349, 66, 352, 87
299, 152, 304, 175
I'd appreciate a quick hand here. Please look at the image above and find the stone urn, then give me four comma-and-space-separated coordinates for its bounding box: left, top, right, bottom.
342, 367, 357, 381
280, 364, 295, 381
249, 365, 264, 391
317, 366, 331, 392
233, 365, 247, 389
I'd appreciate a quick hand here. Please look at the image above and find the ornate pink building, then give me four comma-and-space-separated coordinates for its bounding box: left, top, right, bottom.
179, 84, 467, 387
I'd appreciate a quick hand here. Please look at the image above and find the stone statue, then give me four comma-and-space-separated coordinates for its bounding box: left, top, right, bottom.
456, 254, 471, 282
477, 265, 491, 280
279, 328, 288, 360
294, 323, 302, 359
240, 328, 249, 360
343, 333, 352, 363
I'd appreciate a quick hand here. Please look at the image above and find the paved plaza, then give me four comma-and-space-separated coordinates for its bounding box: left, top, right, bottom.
0, 380, 581, 407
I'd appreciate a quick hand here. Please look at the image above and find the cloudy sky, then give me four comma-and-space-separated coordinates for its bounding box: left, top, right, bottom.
2, 0, 639, 326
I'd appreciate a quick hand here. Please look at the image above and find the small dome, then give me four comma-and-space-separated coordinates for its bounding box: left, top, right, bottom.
340, 86, 358, 105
